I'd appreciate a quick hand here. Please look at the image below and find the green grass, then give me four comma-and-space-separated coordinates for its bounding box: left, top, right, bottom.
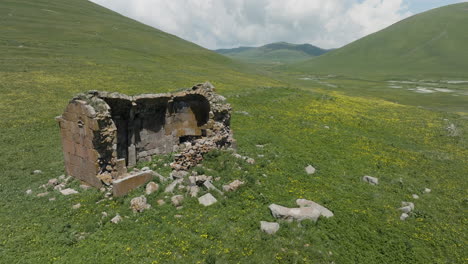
0, 0, 467, 263
215, 42, 329, 65
288, 3, 468, 79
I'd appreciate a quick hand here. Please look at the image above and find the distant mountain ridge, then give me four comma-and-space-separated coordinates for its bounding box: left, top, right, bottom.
215, 42, 330, 64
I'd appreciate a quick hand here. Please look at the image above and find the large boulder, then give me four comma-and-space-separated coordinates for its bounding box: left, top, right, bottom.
269, 204, 321, 222
296, 199, 334, 218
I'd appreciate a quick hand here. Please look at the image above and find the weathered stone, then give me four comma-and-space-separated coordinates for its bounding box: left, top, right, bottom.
401, 201, 414, 212
54, 183, 66, 191
296, 199, 334, 218
260, 221, 280, 235
362, 175, 379, 185
400, 213, 409, 221
222, 180, 245, 192
269, 204, 321, 222
305, 165, 316, 175
188, 185, 200, 197
33, 170, 42, 175
72, 203, 81, 209
111, 214, 122, 224
48, 178, 59, 186
37, 192, 49, 197
412, 194, 419, 199
170, 170, 189, 179
80, 184, 92, 190
246, 158, 255, 164
171, 195, 184, 207
424, 188, 431, 193
25, 189, 32, 195
203, 181, 223, 194
130, 196, 151, 212
157, 199, 166, 206
60, 188, 78, 195
145, 182, 159, 195
49, 197, 56, 201
198, 193, 217, 206
112, 171, 153, 197
164, 179, 183, 193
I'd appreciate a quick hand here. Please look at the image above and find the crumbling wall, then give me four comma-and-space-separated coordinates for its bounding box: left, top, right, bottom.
56, 82, 234, 192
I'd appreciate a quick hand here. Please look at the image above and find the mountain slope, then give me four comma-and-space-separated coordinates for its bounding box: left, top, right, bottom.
215, 42, 329, 64
290, 3, 468, 78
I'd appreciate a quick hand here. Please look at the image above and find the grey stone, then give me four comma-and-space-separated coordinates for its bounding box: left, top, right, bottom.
400, 213, 409, 221
188, 185, 200, 197
33, 170, 42, 174
47, 178, 59, 186
80, 184, 92, 190
141, 166, 150, 171
269, 204, 321, 222
25, 189, 32, 195
424, 188, 431, 193
399, 206, 412, 213
222, 180, 245, 192
157, 199, 166, 206
60, 188, 78, 195
171, 195, 184, 207
171, 170, 189, 179
246, 158, 255, 164
164, 179, 183, 193
401, 201, 414, 210
145, 182, 159, 195
37, 192, 49, 197
203, 181, 223, 194
72, 203, 81, 209
111, 214, 122, 224
198, 193, 217, 206
130, 196, 151, 212
362, 175, 379, 185
305, 165, 316, 175
412, 194, 419, 199
296, 199, 334, 218
260, 221, 280, 235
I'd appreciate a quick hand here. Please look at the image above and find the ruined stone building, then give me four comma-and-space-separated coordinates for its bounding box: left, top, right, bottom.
56, 82, 234, 193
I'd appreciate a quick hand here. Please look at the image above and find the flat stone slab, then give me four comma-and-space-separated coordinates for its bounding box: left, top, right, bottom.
198, 193, 217, 206
269, 204, 321, 222
296, 199, 334, 218
260, 221, 280, 235
60, 188, 78, 195
112, 171, 153, 197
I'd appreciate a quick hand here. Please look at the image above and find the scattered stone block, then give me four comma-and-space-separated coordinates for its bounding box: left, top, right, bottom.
80, 184, 92, 190
269, 204, 321, 222
171, 195, 184, 207
400, 213, 409, 221
130, 196, 151, 213
25, 189, 32, 195
198, 193, 217, 206
260, 221, 280, 235
188, 185, 200, 197
222, 180, 245, 192
424, 188, 431, 193
305, 165, 316, 175
145, 182, 159, 195
60, 188, 78, 195
111, 214, 122, 224
47, 178, 59, 186
33, 170, 42, 175
157, 199, 166, 206
112, 171, 153, 197
37, 192, 49, 197
296, 199, 334, 218
412, 194, 419, 199
49, 197, 56, 201
72, 203, 81, 209
164, 179, 183, 193
203, 181, 223, 194
362, 175, 379, 185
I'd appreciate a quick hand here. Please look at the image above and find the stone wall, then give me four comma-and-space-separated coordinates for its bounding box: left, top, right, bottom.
56, 82, 234, 191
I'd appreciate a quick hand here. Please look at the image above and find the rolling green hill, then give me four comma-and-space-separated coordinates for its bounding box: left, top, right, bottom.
290, 3, 468, 78
0, 0, 467, 263
215, 42, 329, 64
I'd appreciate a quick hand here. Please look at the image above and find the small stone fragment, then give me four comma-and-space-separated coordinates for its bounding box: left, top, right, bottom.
164, 179, 183, 193
157, 199, 166, 206
48, 178, 59, 186
305, 165, 316, 175
80, 184, 92, 190
60, 188, 78, 196
101, 212, 108, 218
145, 182, 159, 195
33, 170, 42, 174
37, 192, 49, 197
174, 214, 183, 218
25, 189, 32, 195
198, 193, 217, 206
246, 158, 255, 164
141, 167, 150, 171
222, 180, 245, 192
72, 203, 81, 209
54, 183, 66, 191
260, 221, 280, 235
412, 194, 419, 199
400, 213, 409, 221
130, 196, 151, 212
424, 188, 431, 193
49, 197, 56, 201
203, 181, 223, 194
171, 195, 184, 207
188, 185, 200, 197
362, 175, 379, 185
402, 201, 415, 210
111, 214, 122, 224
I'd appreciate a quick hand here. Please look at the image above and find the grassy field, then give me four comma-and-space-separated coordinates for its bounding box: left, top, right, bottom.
0, 0, 467, 263
289, 3, 468, 78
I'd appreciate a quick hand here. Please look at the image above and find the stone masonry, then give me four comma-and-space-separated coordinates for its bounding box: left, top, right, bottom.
56, 82, 234, 195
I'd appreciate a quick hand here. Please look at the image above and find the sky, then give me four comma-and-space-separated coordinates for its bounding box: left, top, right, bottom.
90, 0, 466, 50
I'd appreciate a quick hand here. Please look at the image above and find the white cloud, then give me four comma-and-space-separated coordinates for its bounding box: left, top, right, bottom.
90, 0, 413, 49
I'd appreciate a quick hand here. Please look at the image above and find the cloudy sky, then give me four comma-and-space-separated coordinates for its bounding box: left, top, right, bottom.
90, 0, 466, 49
